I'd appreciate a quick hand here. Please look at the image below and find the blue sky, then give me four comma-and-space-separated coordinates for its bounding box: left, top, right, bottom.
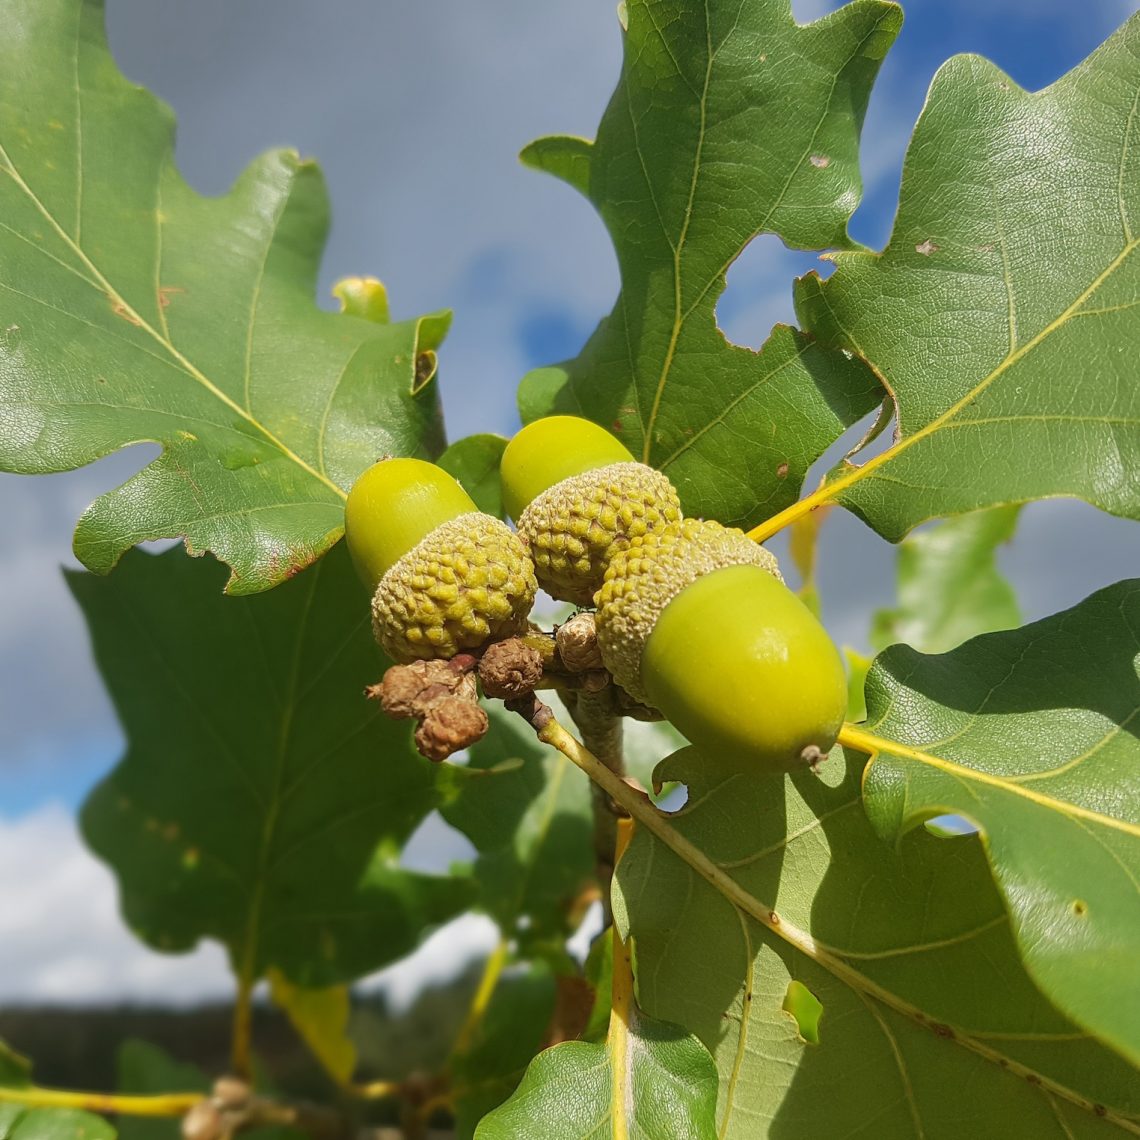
0, 0, 1137, 1000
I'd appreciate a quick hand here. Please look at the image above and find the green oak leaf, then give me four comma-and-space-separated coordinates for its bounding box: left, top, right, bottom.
475, 992, 718, 1139
794, 15, 1140, 539
614, 746, 1140, 1137
439, 708, 594, 957
0, 0, 446, 593
438, 435, 509, 519
74, 543, 471, 988
518, 0, 898, 528
871, 506, 1021, 654
856, 579, 1140, 1067
0, 1110, 115, 1140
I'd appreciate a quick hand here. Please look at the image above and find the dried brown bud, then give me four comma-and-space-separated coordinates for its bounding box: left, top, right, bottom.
555, 612, 605, 673
182, 1102, 224, 1140
211, 1077, 251, 1110
478, 638, 544, 699
415, 696, 489, 761
376, 659, 476, 719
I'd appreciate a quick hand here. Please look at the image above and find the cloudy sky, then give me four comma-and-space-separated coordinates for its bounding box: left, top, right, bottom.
1, 0, 1137, 1004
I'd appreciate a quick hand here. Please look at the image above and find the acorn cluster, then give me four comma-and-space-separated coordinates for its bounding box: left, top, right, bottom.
345, 416, 846, 771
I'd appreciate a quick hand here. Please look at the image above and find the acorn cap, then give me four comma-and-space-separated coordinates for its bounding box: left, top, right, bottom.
345, 457, 477, 592
517, 461, 682, 605
595, 518, 781, 705
501, 415, 635, 522
372, 512, 537, 662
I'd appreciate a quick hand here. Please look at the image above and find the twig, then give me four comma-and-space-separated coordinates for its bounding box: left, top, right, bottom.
0, 1087, 203, 1117
230, 974, 255, 1081
564, 686, 626, 924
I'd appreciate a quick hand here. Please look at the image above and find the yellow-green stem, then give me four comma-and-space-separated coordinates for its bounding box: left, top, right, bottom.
451, 937, 510, 1057
0, 1087, 202, 1117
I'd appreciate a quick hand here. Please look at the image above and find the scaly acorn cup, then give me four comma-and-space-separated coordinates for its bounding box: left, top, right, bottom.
595, 519, 847, 771
345, 458, 537, 663
501, 415, 682, 606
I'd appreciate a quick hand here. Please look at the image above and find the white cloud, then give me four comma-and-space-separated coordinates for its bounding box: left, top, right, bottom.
357, 914, 501, 1013
0, 805, 233, 1005
0, 804, 504, 1010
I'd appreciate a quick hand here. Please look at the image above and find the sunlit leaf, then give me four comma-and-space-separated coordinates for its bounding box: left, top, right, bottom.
518, 0, 899, 528
0, 0, 446, 592
794, 16, 1140, 539
856, 578, 1140, 1066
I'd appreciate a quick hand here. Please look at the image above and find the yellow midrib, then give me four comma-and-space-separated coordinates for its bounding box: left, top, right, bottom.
749, 237, 1139, 542
839, 724, 1140, 840
0, 139, 346, 501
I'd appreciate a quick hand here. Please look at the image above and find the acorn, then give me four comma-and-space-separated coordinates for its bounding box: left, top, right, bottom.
595, 518, 846, 770
345, 458, 537, 662
501, 415, 681, 606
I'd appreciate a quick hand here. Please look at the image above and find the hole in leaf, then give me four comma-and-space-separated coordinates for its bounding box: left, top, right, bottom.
924, 814, 978, 839
714, 234, 822, 351
783, 980, 823, 1044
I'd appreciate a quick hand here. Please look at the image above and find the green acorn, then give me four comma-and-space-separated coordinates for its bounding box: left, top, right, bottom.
500, 415, 681, 606
595, 518, 846, 771
345, 458, 537, 662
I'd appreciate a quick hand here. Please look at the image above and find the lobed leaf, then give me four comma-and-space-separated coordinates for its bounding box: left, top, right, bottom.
518, 0, 898, 529
74, 544, 471, 988
0, 0, 446, 593
856, 578, 1140, 1066
615, 744, 1140, 1137
792, 15, 1140, 540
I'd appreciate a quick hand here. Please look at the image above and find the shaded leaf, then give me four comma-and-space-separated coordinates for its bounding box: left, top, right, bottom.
794, 17, 1140, 539
856, 578, 1140, 1066
438, 435, 508, 519
0, 0, 446, 592
518, 0, 898, 528
871, 506, 1021, 654
1, 1110, 115, 1140
74, 543, 471, 987
438, 708, 594, 955
615, 745, 1140, 1137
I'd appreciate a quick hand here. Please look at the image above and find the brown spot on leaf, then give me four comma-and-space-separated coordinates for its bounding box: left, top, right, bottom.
158, 285, 186, 309
111, 299, 143, 325
1071, 899, 1088, 917
930, 1022, 954, 1040
915, 239, 939, 256
413, 350, 437, 392
776, 462, 789, 479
